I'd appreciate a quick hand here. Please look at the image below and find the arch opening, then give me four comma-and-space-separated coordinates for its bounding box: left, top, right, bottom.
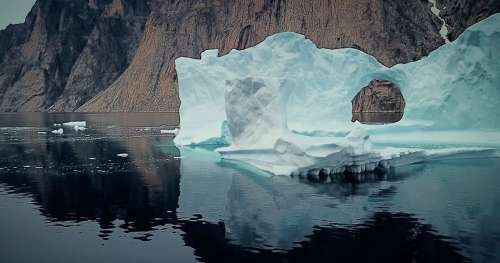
351, 79, 405, 124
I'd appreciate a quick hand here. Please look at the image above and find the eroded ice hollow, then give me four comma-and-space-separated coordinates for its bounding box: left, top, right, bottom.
174, 13, 500, 176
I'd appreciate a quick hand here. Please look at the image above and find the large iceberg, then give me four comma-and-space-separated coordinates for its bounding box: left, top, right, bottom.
174, 14, 500, 175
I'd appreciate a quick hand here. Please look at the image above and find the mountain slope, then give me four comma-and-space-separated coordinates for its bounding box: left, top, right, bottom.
0, 0, 498, 112
0, 0, 151, 111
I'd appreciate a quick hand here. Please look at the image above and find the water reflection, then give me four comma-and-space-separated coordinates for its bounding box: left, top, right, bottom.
0, 140, 469, 262
352, 112, 404, 124
0, 114, 499, 262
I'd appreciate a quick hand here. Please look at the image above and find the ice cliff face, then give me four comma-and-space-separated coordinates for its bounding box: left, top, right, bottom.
174, 13, 500, 176
176, 13, 500, 145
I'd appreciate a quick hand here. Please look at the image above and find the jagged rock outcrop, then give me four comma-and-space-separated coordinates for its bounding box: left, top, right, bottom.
351, 80, 405, 124
0, 0, 151, 111
436, 0, 500, 41
1, 0, 499, 112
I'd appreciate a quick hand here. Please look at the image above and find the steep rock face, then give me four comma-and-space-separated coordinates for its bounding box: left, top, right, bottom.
0, 0, 99, 111
437, 0, 500, 41
50, 0, 151, 111
0, 0, 151, 111
1, 0, 498, 112
79, 0, 446, 112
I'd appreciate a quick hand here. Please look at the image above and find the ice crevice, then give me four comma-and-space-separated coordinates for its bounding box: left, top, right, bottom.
174, 14, 500, 176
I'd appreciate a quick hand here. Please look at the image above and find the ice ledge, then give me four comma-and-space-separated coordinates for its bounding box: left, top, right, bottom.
217, 131, 498, 176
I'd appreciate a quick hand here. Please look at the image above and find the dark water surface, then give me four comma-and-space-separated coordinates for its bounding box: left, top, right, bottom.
0, 113, 499, 263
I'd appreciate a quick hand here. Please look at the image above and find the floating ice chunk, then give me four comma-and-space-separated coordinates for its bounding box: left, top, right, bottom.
53, 123, 62, 127
117, 153, 129, 158
160, 128, 179, 135
63, 121, 87, 131
51, 128, 64, 135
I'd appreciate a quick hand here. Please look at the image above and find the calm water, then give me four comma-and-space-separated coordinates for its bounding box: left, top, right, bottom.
0, 113, 499, 263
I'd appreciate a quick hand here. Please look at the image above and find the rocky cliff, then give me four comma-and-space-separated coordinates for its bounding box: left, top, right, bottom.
0, 0, 151, 111
0, 0, 499, 112
437, 0, 500, 40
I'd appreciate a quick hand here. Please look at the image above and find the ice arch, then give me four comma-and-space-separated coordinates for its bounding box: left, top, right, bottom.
356, 70, 409, 97
174, 13, 500, 146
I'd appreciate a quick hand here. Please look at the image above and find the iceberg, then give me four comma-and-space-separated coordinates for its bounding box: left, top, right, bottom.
174, 14, 500, 175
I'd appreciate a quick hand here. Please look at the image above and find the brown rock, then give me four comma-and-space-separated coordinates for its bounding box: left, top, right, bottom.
1, 0, 498, 112
0, 0, 152, 112
78, 0, 445, 112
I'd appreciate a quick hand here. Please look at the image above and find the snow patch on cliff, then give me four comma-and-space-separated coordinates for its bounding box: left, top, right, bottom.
428, 0, 451, 43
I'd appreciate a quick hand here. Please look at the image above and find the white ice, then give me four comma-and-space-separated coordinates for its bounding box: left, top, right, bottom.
51, 128, 64, 135
160, 128, 179, 135
117, 153, 129, 158
63, 121, 87, 131
174, 14, 500, 175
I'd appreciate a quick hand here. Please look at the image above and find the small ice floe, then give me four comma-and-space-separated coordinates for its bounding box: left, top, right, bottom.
160, 128, 179, 135
51, 128, 64, 135
63, 121, 87, 131
35, 166, 43, 169
37, 131, 47, 135
53, 123, 62, 127
88, 157, 96, 160
117, 153, 129, 158
174, 156, 182, 159
23, 165, 31, 168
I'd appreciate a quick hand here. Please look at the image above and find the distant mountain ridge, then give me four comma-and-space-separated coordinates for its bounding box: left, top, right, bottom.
0, 0, 498, 112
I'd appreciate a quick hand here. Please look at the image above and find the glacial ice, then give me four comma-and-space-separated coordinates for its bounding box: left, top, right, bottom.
51, 128, 64, 135
160, 128, 180, 135
174, 14, 500, 176
62, 121, 87, 131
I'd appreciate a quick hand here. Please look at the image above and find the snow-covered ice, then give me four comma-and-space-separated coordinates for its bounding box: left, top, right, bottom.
160, 128, 179, 135
174, 14, 500, 175
51, 128, 64, 135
